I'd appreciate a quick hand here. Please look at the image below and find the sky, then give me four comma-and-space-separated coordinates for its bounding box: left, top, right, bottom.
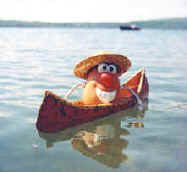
0, 0, 187, 22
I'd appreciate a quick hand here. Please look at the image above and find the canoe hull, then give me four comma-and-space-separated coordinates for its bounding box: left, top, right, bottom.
36, 69, 149, 132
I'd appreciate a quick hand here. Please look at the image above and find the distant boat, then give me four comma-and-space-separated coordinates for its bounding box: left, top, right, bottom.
120, 24, 141, 31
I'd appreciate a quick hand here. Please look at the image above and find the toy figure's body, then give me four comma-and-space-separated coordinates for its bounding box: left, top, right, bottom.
72, 52, 132, 105
82, 63, 121, 105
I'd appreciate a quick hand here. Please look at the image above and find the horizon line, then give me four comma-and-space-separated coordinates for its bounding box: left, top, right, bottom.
0, 16, 187, 24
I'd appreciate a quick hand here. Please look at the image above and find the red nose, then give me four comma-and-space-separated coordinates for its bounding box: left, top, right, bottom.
98, 73, 119, 89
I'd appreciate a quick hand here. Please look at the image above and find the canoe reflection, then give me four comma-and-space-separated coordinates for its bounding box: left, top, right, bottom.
72, 124, 128, 168
38, 103, 148, 168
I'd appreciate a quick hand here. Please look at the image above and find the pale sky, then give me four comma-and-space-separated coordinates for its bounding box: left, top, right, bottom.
0, 0, 187, 22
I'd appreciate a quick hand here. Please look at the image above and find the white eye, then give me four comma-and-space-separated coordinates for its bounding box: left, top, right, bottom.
98, 63, 108, 73
107, 64, 117, 74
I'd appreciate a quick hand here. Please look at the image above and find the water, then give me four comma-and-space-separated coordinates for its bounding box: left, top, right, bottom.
0, 28, 187, 172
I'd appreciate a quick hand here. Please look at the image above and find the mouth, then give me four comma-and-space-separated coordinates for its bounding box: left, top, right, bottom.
96, 87, 116, 104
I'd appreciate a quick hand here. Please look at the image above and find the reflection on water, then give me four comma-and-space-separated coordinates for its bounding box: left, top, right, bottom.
38, 102, 148, 168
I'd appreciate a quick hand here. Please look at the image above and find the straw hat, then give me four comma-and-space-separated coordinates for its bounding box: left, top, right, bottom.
74, 52, 131, 79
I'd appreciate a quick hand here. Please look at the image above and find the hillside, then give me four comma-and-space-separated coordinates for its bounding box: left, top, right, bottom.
127, 18, 187, 30
0, 18, 187, 29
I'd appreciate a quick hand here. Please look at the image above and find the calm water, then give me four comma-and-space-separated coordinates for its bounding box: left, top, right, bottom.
0, 28, 187, 172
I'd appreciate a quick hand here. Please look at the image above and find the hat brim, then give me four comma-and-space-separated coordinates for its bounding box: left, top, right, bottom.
74, 53, 131, 79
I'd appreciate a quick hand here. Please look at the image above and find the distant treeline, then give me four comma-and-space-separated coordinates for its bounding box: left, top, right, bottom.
128, 18, 187, 30
0, 18, 187, 29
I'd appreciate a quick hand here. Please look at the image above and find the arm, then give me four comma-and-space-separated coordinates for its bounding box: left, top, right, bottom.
64, 82, 86, 100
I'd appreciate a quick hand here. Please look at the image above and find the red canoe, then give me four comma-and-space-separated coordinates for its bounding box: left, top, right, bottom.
36, 68, 149, 133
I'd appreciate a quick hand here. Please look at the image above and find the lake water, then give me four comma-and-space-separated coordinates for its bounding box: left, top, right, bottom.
0, 28, 187, 172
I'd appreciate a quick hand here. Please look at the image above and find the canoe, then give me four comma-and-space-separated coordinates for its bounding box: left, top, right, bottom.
38, 106, 147, 147
36, 68, 149, 133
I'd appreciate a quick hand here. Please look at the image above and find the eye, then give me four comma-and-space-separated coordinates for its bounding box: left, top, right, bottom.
98, 63, 108, 73
108, 64, 117, 74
